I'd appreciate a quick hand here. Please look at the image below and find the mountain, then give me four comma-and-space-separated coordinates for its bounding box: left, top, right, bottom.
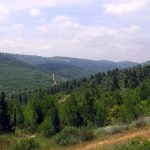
143, 61, 150, 66
116, 61, 139, 69
0, 53, 59, 91
11, 54, 50, 66
37, 62, 89, 78
9, 54, 138, 78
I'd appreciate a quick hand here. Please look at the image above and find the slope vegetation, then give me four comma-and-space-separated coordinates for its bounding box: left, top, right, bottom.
0, 54, 54, 91
72, 126, 150, 150
9, 54, 138, 79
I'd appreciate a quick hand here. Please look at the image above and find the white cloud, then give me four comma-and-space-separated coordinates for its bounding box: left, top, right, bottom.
0, 14, 145, 62
29, 8, 41, 17
0, 0, 91, 15
103, 0, 149, 15
0, 39, 16, 47
0, 0, 149, 62
0, 24, 24, 42
12, 24, 24, 33
38, 15, 80, 33
0, 5, 9, 20
34, 15, 149, 62
17, 0, 90, 10
0, 20, 148, 62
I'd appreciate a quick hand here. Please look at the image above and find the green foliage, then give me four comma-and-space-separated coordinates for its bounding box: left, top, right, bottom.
115, 138, 150, 150
54, 127, 95, 146
2, 62, 150, 147
23, 91, 60, 136
8, 99, 24, 129
38, 117, 55, 138
24, 101, 38, 132
0, 92, 13, 133
139, 81, 150, 100
79, 128, 95, 141
14, 138, 39, 150
61, 93, 83, 127
54, 127, 80, 146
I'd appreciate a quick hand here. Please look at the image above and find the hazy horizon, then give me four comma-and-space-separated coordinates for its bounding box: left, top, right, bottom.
1, 51, 144, 63
0, 0, 149, 62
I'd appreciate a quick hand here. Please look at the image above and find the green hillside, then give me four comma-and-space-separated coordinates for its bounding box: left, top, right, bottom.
37, 62, 91, 78
0, 61, 150, 150
8, 54, 138, 79
0, 54, 54, 91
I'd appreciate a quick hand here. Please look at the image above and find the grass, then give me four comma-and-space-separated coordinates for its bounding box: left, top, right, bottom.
0, 134, 17, 150
0, 134, 58, 150
0, 132, 75, 150
1, 118, 150, 150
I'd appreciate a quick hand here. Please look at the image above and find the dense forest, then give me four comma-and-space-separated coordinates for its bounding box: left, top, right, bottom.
1, 64, 150, 149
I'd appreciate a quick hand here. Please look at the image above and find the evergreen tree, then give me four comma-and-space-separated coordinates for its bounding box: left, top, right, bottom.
0, 92, 12, 133
62, 94, 83, 127
83, 89, 95, 125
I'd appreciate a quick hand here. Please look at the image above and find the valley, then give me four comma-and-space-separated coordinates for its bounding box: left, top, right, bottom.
0, 54, 150, 150
0, 0, 149, 149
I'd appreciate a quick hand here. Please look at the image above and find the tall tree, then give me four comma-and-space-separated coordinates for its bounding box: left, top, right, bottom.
0, 92, 12, 133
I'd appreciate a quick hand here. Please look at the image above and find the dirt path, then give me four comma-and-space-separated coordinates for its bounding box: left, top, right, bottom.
73, 126, 150, 150
53, 73, 57, 85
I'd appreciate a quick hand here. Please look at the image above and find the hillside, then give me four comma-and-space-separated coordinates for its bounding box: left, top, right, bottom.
37, 62, 89, 78
8, 54, 138, 78
0, 60, 150, 150
71, 126, 150, 150
0, 53, 55, 91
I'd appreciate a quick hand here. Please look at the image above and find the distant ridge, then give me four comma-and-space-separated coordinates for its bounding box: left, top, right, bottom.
7, 53, 138, 78
0, 54, 55, 91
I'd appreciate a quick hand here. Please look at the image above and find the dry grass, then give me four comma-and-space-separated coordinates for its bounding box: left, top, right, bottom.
2, 124, 150, 150
68, 125, 150, 150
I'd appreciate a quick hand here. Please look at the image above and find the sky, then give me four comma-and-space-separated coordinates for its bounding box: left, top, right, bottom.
0, 0, 149, 62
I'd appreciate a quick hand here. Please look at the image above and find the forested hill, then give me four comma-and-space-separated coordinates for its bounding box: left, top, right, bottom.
47, 64, 150, 95
1, 61, 150, 149
8, 53, 138, 78
0, 53, 54, 91
37, 63, 150, 128
9, 63, 150, 133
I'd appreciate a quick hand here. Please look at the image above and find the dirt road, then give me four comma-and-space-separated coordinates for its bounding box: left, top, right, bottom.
73, 126, 150, 150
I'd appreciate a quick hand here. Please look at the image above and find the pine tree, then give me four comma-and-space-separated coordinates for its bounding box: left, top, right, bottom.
0, 92, 12, 133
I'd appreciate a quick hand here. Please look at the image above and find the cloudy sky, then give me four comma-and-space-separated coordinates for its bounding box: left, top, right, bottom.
0, 0, 149, 62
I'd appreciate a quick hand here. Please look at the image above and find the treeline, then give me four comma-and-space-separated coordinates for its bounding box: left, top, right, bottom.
1, 65, 150, 137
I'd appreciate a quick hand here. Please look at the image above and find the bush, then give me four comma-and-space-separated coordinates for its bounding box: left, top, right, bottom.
80, 128, 95, 141
54, 127, 80, 146
95, 125, 128, 137
14, 138, 39, 150
115, 138, 150, 150
133, 117, 150, 128
54, 127, 95, 146
38, 117, 55, 138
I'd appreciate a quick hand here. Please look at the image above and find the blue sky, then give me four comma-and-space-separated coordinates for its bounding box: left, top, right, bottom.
0, 0, 149, 62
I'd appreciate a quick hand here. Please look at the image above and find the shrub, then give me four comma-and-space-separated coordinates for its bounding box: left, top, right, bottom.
95, 125, 128, 137
54, 127, 80, 146
38, 117, 55, 138
115, 138, 150, 150
134, 117, 150, 128
54, 127, 95, 146
14, 138, 39, 150
80, 128, 95, 141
